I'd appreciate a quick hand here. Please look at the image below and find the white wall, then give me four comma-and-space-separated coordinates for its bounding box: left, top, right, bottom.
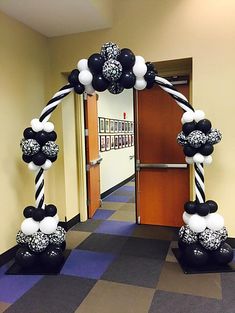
98, 89, 135, 194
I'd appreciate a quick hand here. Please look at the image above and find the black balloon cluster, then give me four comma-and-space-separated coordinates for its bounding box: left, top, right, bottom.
24, 204, 57, 222
21, 127, 58, 166
177, 119, 222, 159
68, 42, 158, 95
184, 200, 218, 217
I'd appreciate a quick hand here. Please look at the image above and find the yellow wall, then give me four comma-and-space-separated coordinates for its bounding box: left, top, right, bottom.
1, 0, 235, 254
48, 0, 235, 236
0, 11, 50, 254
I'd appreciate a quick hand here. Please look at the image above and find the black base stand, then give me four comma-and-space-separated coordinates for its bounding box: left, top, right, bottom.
172, 248, 235, 274
5, 250, 71, 275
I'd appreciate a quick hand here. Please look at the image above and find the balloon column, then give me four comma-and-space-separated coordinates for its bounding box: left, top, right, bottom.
15, 42, 231, 271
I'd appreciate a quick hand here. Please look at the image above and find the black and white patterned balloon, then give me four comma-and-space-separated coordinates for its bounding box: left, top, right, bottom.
199, 228, 222, 250
102, 60, 122, 82
207, 128, 222, 145
108, 82, 124, 94
42, 141, 59, 157
49, 226, 66, 245
217, 226, 228, 242
20, 139, 40, 156
177, 131, 188, 146
100, 42, 120, 60
187, 130, 207, 148
16, 230, 32, 245
179, 225, 198, 244
28, 231, 49, 253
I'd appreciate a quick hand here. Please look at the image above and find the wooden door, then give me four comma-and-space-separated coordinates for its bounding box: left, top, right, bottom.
84, 94, 101, 218
136, 82, 190, 227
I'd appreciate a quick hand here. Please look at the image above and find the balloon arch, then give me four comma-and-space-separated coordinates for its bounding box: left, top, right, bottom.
15, 42, 233, 271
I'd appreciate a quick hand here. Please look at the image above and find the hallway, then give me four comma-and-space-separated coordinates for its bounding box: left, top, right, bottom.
0, 180, 235, 313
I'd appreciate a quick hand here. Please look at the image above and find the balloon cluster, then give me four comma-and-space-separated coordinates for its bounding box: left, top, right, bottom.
178, 200, 233, 267
15, 204, 66, 269
68, 42, 158, 95
177, 110, 222, 165
21, 119, 58, 171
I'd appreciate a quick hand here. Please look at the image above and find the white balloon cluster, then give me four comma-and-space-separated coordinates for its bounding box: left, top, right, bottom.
181, 110, 213, 165
21, 215, 59, 236
183, 211, 224, 233
77, 59, 95, 95
133, 56, 147, 90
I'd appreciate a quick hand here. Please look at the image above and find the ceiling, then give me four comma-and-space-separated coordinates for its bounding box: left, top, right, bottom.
0, 0, 113, 37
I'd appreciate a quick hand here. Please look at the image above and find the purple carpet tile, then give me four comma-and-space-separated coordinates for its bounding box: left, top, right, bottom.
60, 249, 116, 279
103, 195, 130, 202
92, 209, 115, 220
94, 220, 137, 236
0, 274, 43, 303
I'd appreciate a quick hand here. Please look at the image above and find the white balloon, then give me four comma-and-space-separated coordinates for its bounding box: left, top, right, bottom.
31, 118, 43, 132
43, 122, 54, 132
42, 159, 52, 170
79, 70, 93, 86
181, 111, 194, 124
194, 110, 205, 122
28, 161, 39, 171
21, 218, 39, 235
53, 214, 59, 223
206, 213, 224, 231
204, 155, 213, 165
135, 55, 145, 63
85, 84, 96, 95
133, 62, 147, 77
182, 211, 191, 224
185, 156, 194, 164
77, 59, 88, 71
134, 78, 147, 90
39, 217, 57, 234
188, 214, 207, 233
193, 153, 205, 163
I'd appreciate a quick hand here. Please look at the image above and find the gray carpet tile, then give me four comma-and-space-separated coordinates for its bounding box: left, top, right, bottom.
71, 219, 104, 232
4, 275, 96, 313
148, 290, 222, 313
101, 255, 163, 288
221, 273, 235, 313
120, 237, 170, 260
76, 233, 129, 253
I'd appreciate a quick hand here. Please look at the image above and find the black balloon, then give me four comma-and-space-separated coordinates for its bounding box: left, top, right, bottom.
22, 154, 32, 163
178, 239, 188, 250
183, 243, 209, 267
145, 62, 156, 72
182, 122, 196, 136
23, 127, 36, 139
144, 70, 156, 87
212, 243, 233, 265
32, 152, 47, 166
74, 83, 85, 95
196, 203, 210, 216
40, 245, 64, 269
45, 204, 57, 217
119, 70, 136, 89
206, 200, 218, 213
47, 155, 57, 162
199, 143, 214, 156
15, 246, 37, 268
196, 119, 212, 134
117, 48, 135, 70
184, 201, 196, 214
35, 131, 50, 145
183, 145, 197, 157
48, 131, 57, 141
88, 53, 105, 74
92, 75, 109, 92
68, 69, 79, 86
32, 208, 45, 221
23, 206, 34, 218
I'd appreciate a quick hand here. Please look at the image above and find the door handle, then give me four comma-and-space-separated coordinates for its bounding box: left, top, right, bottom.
90, 157, 103, 166
136, 163, 187, 170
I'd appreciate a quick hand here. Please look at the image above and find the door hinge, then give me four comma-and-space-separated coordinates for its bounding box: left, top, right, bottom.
136, 160, 140, 171
85, 129, 89, 136
86, 164, 90, 171
137, 216, 141, 224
